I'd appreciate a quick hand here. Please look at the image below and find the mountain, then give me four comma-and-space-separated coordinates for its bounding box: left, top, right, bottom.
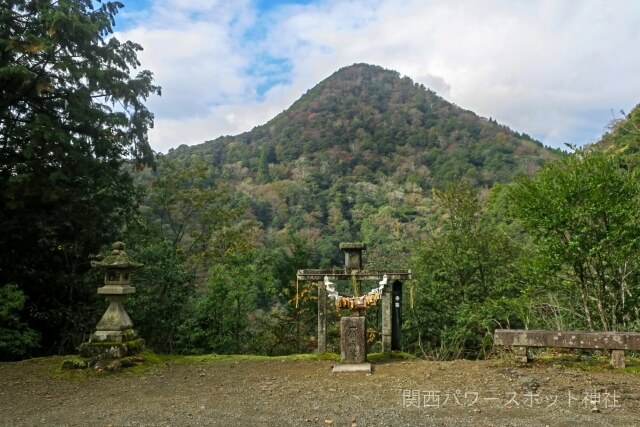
171, 64, 556, 185
164, 63, 559, 266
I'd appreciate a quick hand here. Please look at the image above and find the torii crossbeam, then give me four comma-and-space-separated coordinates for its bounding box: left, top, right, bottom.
296, 268, 412, 282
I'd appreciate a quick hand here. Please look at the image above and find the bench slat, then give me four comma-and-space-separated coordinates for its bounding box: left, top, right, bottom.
494, 329, 640, 350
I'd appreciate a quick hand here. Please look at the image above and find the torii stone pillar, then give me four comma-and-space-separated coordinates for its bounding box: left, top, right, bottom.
336, 243, 368, 371
381, 283, 392, 352
317, 282, 327, 353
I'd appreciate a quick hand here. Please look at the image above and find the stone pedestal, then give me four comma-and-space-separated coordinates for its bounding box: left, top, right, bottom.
340, 316, 367, 363
513, 346, 529, 363
610, 349, 625, 369
93, 285, 136, 342
80, 284, 145, 360
333, 316, 371, 373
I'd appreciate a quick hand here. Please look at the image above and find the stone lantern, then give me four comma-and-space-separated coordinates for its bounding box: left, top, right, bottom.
80, 242, 144, 360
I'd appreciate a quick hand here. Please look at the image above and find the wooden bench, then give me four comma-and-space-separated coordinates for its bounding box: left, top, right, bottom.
494, 329, 640, 368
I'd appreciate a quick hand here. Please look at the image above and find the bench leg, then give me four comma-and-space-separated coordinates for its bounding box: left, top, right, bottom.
513, 346, 529, 363
610, 350, 625, 369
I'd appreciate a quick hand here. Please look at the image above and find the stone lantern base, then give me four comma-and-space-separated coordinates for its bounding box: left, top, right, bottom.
78, 285, 144, 363
78, 338, 145, 360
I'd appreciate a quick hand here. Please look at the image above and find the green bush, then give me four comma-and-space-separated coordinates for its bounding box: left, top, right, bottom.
125, 241, 195, 353
0, 284, 40, 360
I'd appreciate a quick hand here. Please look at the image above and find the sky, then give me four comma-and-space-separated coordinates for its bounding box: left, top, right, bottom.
113, 0, 640, 153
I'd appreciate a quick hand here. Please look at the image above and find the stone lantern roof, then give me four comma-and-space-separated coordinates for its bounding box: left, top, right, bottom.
91, 242, 142, 290
91, 242, 142, 270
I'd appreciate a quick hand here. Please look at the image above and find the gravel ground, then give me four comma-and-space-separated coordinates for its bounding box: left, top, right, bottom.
1, 355, 639, 426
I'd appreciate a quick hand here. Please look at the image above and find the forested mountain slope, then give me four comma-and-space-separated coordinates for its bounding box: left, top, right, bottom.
161, 64, 558, 266
598, 104, 640, 159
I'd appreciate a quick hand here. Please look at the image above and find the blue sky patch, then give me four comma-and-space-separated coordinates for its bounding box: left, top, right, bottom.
256, 0, 316, 12
247, 56, 293, 97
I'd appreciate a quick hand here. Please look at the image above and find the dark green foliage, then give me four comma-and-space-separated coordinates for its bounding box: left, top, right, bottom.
408, 183, 526, 358
172, 252, 278, 355
509, 149, 640, 331
0, 0, 159, 354
256, 145, 272, 184
168, 233, 319, 356
139, 157, 247, 276
124, 241, 195, 353
128, 157, 326, 356
0, 284, 40, 360
126, 157, 257, 354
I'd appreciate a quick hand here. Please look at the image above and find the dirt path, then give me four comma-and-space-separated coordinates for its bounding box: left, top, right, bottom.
1, 356, 639, 426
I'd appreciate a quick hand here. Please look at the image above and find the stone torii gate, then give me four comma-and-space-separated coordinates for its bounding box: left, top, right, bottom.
297, 243, 411, 372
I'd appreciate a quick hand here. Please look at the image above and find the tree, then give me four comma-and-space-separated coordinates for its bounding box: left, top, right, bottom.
509, 149, 640, 331
0, 0, 160, 354
123, 240, 195, 354
141, 158, 248, 279
409, 182, 524, 358
256, 145, 271, 184
0, 284, 40, 360
600, 104, 640, 168
172, 251, 278, 355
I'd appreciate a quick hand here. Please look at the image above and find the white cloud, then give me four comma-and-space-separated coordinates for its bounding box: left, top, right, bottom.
116, 0, 640, 152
